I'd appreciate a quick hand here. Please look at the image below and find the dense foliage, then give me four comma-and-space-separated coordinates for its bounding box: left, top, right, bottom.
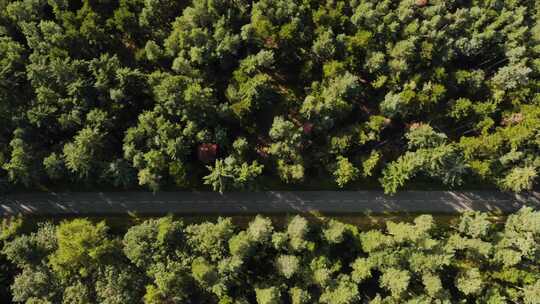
1, 208, 539, 303
0, 0, 539, 193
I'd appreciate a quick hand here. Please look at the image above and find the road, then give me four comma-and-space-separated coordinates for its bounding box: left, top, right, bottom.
1, 191, 539, 216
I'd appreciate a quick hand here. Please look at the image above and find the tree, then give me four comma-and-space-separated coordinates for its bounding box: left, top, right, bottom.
3, 222, 57, 268
123, 217, 184, 269
49, 219, 116, 281
268, 117, 305, 183
204, 157, 263, 193
333, 156, 359, 188
319, 275, 359, 304
63, 126, 104, 179
121, 70, 222, 190
351, 258, 373, 283
143, 261, 192, 303
192, 257, 218, 287
323, 220, 349, 244
289, 287, 311, 304
163, 0, 244, 75
10, 267, 59, 303
186, 218, 234, 262
62, 281, 92, 304
0, 0, 537, 194
255, 286, 281, 304
286, 216, 312, 252
204, 159, 233, 194
3, 130, 32, 186
0, 36, 28, 129
455, 268, 483, 296
95, 265, 145, 304
227, 50, 279, 120
275, 255, 299, 279
380, 268, 410, 298
245, 0, 310, 51
405, 124, 447, 150
43, 153, 65, 180
229, 231, 254, 258
301, 72, 360, 126
380, 152, 423, 194
138, 0, 182, 41
101, 159, 136, 189
523, 281, 540, 304
381, 124, 468, 194
2, 208, 540, 303
361, 150, 380, 177
247, 215, 274, 244
501, 166, 537, 192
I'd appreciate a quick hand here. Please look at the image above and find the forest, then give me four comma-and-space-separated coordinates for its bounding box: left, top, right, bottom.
0, 0, 538, 193
0, 208, 538, 303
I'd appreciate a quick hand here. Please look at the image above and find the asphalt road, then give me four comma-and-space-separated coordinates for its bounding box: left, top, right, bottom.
1, 191, 539, 216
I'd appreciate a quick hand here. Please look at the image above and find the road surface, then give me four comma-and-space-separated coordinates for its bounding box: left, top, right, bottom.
1, 191, 539, 216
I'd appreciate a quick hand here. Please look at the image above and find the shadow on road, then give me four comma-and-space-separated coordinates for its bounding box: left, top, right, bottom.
1, 191, 539, 217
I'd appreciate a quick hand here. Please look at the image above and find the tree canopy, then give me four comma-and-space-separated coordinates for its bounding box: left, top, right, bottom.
0, 0, 538, 193
1, 208, 539, 303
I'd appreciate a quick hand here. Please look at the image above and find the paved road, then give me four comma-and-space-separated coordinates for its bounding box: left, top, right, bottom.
1, 191, 539, 216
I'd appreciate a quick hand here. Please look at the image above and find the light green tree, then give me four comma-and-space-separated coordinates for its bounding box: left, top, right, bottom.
255, 286, 281, 304
333, 156, 359, 188
49, 219, 117, 281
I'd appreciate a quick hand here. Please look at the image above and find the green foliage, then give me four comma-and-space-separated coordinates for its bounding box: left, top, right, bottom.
0, 218, 48, 302
0, 0, 537, 193
289, 287, 310, 304
62, 281, 92, 304
333, 156, 359, 188
501, 166, 537, 192
301, 72, 360, 123
49, 219, 116, 281
95, 265, 145, 304
362, 150, 380, 177
63, 126, 105, 179
457, 211, 492, 239
323, 220, 348, 244
380, 268, 410, 298
3, 131, 32, 186
192, 257, 218, 286
3, 223, 56, 268
523, 280, 540, 304
186, 218, 234, 262
268, 117, 305, 183
229, 231, 253, 258
455, 268, 484, 296
2, 208, 540, 302
382, 124, 468, 194
422, 272, 443, 298
247, 215, 274, 243
1, 216, 23, 241
255, 286, 281, 304
122, 216, 184, 268
406, 124, 447, 150
43, 153, 64, 180
319, 275, 359, 304
351, 258, 372, 283
204, 157, 263, 194
11, 267, 58, 303
143, 261, 191, 303
275, 255, 299, 279
380, 152, 423, 194
286, 216, 312, 252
